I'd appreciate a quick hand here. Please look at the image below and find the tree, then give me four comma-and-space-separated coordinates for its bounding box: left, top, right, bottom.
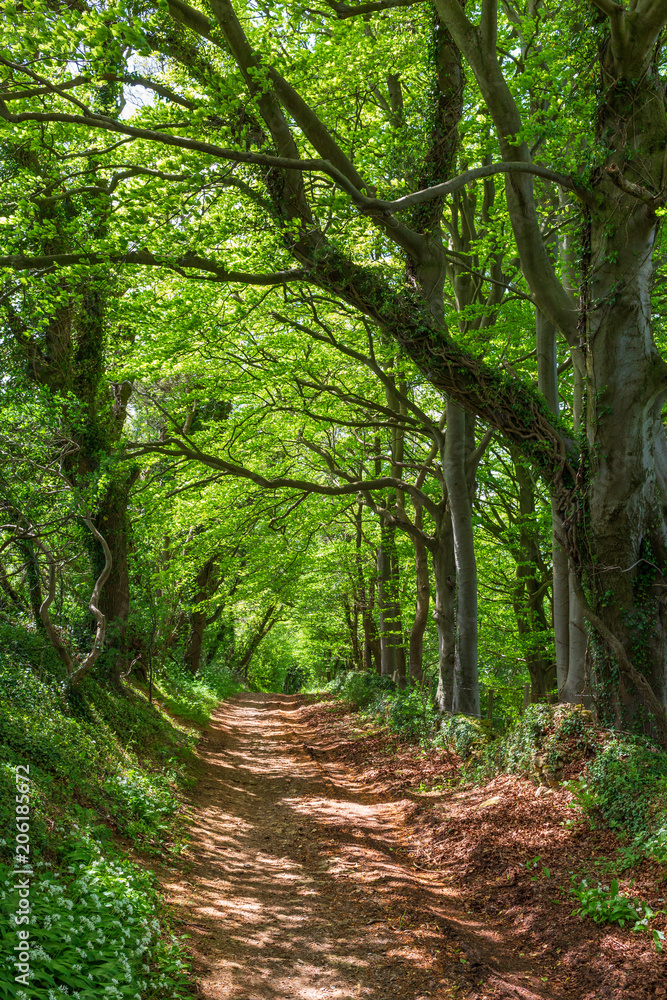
0, 395, 113, 688
2, 0, 667, 739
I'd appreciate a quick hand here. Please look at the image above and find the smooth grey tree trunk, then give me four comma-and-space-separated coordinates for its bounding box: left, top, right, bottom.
512, 454, 555, 698
563, 361, 588, 704
433, 512, 456, 713
408, 503, 429, 685
536, 307, 569, 696
377, 535, 397, 679
353, 506, 381, 674
444, 399, 479, 716
564, 572, 588, 703
537, 306, 587, 703
553, 541, 570, 694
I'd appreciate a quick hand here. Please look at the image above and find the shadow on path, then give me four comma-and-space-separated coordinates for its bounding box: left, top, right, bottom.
159, 694, 552, 1000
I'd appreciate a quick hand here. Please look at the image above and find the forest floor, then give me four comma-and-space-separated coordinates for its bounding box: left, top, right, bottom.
156, 693, 667, 1000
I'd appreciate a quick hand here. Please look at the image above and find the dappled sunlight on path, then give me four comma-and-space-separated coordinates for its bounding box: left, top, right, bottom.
159, 694, 556, 1000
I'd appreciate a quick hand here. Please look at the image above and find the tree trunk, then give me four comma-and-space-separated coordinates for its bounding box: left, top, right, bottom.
409, 503, 429, 685
353, 505, 381, 674
444, 399, 479, 716
564, 569, 588, 704
184, 555, 216, 674
561, 43, 667, 728
553, 538, 570, 694
342, 591, 362, 669
235, 605, 278, 679
432, 511, 456, 712
390, 544, 407, 689
206, 616, 235, 665
512, 454, 555, 699
537, 304, 588, 704
377, 535, 397, 679
385, 378, 407, 689
536, 306, 570, 695
19, 541, 45, 632
92, 473, 137, 686
563, 361, 588, 705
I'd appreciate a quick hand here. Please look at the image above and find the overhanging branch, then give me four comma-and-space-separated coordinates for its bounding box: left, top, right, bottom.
129, 436, 443, 519
0, 99, 595, 214
0, 251, 308, 285
590, 0, 623, 14
371, 162, 598, 213
1, 72, 196, 110
606, 162, 665, 207
322, 0, 425, 15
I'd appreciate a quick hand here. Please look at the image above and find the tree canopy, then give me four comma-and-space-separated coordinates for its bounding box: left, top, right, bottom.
2, 0, 667, 741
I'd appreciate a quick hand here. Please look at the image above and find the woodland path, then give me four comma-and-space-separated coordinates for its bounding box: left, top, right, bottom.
159, 694, 557, 1000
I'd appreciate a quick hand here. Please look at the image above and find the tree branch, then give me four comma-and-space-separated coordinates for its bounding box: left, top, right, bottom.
130, 437, 443, 519
606, 162, 665, 207
31, 535, 73, 672
373, 161, 597, 213
433, 0, 579, 344
0, 87, 595, 218
1, 72, 197, 110
361, 495, 433, 548
272, 311, 440, 437
590, 0, 623, 14
637, 0, 667, 33
467, 427, 495, 481
480, 0, 498, 47
0, 100, 370, 205
68, 519, 113, 688
5, 520, 112, 688
0, 251, 308, 285
322, 0, 426, 16
166, 0, 220, 42
591, 0, 667, 72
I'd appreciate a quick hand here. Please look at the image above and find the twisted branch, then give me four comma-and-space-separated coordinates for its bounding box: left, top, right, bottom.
3, 520, 112, 688
68, 519, 113, 688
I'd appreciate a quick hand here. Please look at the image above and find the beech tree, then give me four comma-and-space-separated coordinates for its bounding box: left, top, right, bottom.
2, 0, 667, 737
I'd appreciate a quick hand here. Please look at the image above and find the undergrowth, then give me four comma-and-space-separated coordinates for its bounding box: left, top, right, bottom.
150, 658, 241, 725
0, 617, 238, 998
321, 672, 667, 866
570, 876, 665, 952
320, 671, 435, 737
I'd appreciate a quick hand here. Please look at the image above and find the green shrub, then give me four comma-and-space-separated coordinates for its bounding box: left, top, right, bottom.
471, 704, 597, 780
574, 737, 667, 860
0, 851, 191, 999
433, 714, 490, 760
324, 670, 396, 710
642, 811, 667, 862
488, 703, 553, 774
283, 663, 309, 694
570, 876, 665, 952
0, 617, 234, 998
154, 659, 240, 724
387, 688, 435, 738
103, 768, 179, 848
472, 705, 667, 863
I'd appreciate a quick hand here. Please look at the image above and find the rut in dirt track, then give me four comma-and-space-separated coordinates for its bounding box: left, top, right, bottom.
159, 694, 554, 1000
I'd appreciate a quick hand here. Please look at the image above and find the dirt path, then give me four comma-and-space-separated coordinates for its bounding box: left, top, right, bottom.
160, 694, 557, 1000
